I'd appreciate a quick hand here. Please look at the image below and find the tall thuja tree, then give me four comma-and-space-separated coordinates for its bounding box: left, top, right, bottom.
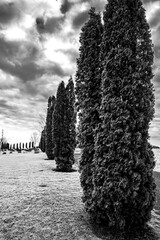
91, 0, 156, 229
45, 96, 56, 159
66, 76, 76, 164
39, 127, 46, 152
53, 81, 74, 171
75, 8, 103, 211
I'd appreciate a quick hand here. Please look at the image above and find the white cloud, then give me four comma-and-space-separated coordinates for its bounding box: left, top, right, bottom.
145, 1, 160, 21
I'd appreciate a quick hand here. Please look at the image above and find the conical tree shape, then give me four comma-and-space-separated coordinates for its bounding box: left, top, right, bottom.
53, 81, 74, 171
91, 0, 156, 230
45, 96, 56, 159
39, 127, 46, 152
75, 7, 103, 211
66, 76, 76, 165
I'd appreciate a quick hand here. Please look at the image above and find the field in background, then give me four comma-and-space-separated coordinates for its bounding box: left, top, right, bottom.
0, 150, 160, 239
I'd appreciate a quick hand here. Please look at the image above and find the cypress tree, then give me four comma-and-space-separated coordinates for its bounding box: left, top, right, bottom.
91, 0, 156, 229
66, 76, 76, 165
75, 8, 103, 211
7, 143, 9, 150
53, 81, 74, 171
45, 96, 56, 159
16, 143, 19, 151
39, 127, 46, 152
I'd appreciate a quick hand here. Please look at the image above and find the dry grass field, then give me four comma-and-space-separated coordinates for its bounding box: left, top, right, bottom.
0, 150, 160, 240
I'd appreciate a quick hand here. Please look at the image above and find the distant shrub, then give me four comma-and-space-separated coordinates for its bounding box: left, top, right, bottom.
39, 127, 46, 152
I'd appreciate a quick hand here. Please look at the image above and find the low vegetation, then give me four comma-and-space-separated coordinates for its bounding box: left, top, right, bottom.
0, 152, 159, 239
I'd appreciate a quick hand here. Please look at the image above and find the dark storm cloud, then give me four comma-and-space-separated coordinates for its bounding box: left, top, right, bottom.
0, 37, 39, 63
0, 1, 24, 25
72, 10, 89, 29
0, 99, 13, 109
36, 16, 65, 34
153, 71, 160, 84
0, 37, 19, 59
49, 64, 67, 77
22, 80, 56, 99
91, 0, 105, 12
0, 37, 41, 81
149, 9, 160, 28
153, 25, 160, 47
60, 0, 74, 14
0, 99, 19, 116
71, 0, 105, 30
155, 100, 160, 109
154, 46, 160, 59
0, 37, 68, 81
0, 61, 43, 82
0, 59, 68, 81
0, 80, 17, 90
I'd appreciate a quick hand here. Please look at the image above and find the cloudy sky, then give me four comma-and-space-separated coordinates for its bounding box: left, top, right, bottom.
0, 0, 160, 145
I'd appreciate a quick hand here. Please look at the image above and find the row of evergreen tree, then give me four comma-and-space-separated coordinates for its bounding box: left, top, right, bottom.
75, 0, 156, 230
10, 142, 34, 150
39, 77, 76, 172
1, 142, 34, 151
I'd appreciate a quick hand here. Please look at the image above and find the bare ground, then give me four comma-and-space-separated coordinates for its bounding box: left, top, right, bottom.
0, 151, 160, 240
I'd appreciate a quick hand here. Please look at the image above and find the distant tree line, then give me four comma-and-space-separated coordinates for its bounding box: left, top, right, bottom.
39, 77, 76, 172
9, 142, 34, 151
0, 142, 35, 152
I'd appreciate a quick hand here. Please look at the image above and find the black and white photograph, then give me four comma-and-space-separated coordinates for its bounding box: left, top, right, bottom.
0, 0, 160, 239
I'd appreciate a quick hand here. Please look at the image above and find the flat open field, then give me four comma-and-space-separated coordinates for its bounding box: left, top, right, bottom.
0, 150, 160, 240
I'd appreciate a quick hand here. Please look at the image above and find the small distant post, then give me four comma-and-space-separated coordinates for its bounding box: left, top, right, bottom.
0, 129, 4, 151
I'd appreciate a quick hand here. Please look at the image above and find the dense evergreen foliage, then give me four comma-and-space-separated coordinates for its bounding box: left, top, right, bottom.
89, 0, 156, 230
45, 96, 56, 159
75, 8, 103, 212
76, 117, 84, 148
16, 143, 19, 151
39, 127, 46, 152
66, 77, 76, 165
53, 81, 75, 171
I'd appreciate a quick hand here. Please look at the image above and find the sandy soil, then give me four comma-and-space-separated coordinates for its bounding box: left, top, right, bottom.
0, 150, 160, 240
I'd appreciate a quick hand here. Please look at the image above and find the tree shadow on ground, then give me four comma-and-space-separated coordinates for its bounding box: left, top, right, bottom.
52, 168, 77, 173
44, 158, 54, 160
81, 211, 159, 240
91, 224, 159, 240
